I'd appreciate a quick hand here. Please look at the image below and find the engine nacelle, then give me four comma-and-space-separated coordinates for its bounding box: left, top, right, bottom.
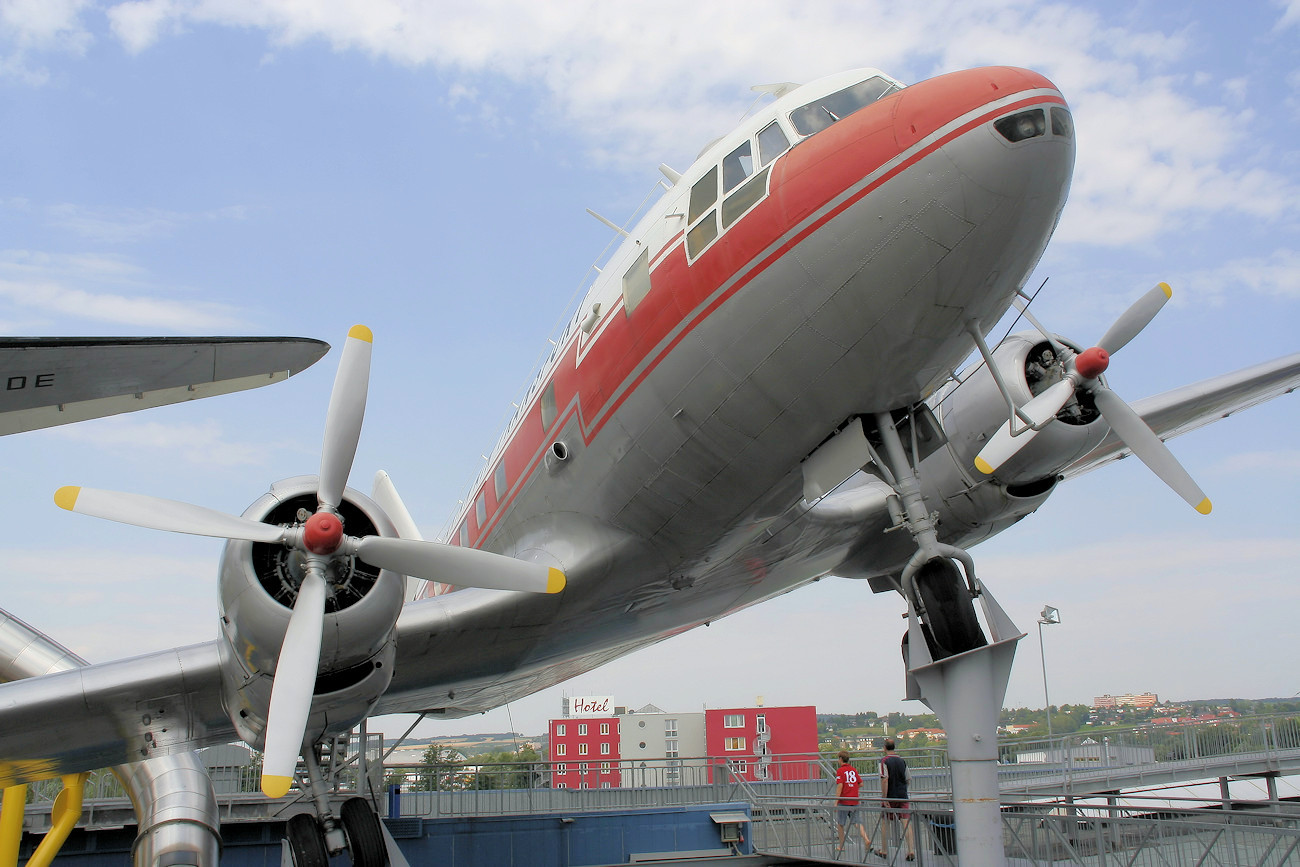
217, 475, 404, 749
937, 332, 1108, 487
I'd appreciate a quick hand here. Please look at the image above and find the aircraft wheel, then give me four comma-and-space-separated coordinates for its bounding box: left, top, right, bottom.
914, 557, 986, 659
286, 813, 330, 867
341, 796, 390, 867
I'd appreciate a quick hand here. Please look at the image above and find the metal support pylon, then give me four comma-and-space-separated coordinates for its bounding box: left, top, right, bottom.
906, 584, 1023, 867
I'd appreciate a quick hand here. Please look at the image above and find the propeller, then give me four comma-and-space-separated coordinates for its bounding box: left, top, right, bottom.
974, 284, 1212, 514
53, 324, 566, 797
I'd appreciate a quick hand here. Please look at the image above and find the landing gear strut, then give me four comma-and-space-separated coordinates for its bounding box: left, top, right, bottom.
280, 745, 394, 867
870, 410, 1024, 867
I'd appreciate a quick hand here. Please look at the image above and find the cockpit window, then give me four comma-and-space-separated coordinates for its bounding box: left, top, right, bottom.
1050, 107, 1073, 139
688, 166, 719, 224
722, 141, 754, 193
756, 121, 791, 166
994, 109, 1046, 143
790, 76, 897, 136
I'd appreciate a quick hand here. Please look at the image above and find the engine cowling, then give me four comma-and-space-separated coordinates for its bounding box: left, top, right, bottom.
217, 475, 403, 750
938, 331, 1108, 487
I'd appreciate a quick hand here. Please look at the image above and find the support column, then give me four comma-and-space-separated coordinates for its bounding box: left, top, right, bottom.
907, 585, 1023, 867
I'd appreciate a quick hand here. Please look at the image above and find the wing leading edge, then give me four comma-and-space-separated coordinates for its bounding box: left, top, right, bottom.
1062, 352, 1300, 480
0, 336, 329, 436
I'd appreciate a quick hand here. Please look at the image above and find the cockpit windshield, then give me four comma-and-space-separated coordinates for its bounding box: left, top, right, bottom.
790, 76, 899, 136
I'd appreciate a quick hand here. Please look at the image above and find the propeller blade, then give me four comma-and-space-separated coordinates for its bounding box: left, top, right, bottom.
261, 569, 327, 798
371, 471, 424, 541
318, 325, 373, 511
353, 536, 566, 594
1091, 386, 1212, 514
1098, 282, 1171, 355
973, 379, 1076, 474
54, 486, 286, 543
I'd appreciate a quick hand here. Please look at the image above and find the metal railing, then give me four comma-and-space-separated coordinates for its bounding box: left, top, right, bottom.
749, 794, 1300, 866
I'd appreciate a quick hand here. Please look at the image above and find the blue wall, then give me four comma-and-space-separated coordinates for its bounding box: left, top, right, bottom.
30, 802, 752, 866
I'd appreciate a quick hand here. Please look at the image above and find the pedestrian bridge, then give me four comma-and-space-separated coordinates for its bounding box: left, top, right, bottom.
17, 712, 1300, 866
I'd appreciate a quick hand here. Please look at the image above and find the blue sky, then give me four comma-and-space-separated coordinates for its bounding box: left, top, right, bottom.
1, 0, 1298, 745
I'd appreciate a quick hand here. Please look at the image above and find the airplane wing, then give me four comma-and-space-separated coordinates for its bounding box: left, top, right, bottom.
1061, 352, 1300, 480
0, 336, 329, 436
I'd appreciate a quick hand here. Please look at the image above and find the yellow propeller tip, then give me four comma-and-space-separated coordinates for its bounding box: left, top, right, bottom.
1158, 282, 1172, 298
973, 457, 995, 476
1195, 498, 1212, 515
54, 486, 80, 511
547, 568, 567, 594
261, 775, 293, 798
348, 324, 373, 343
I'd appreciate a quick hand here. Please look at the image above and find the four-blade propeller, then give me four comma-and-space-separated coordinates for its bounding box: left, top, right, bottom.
54, 325, 565, 798
973, 283, 1211, 514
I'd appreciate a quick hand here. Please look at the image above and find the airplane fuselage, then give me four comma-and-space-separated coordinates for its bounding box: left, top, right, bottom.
378, 66, 1076, 715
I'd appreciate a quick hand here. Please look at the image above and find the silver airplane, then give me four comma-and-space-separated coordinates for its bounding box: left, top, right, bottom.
3, 66, 1298, 866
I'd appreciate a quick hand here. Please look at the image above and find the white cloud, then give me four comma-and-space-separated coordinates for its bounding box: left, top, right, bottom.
1216, 449, 1300, 475
0, 277, 244, 330
43, 202, 248, 244
87, 0, 1293, 247
49, 417, 269, 467
1276, 0, 1300, 29
1179, 248, 1300, 302
0, 0, 92, 83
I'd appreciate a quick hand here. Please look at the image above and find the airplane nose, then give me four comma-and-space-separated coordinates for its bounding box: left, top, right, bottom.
893, 67, 1075, 200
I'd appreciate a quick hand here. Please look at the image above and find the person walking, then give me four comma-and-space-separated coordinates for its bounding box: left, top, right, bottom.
832, 750, 872, 857
878, 739, 915, 861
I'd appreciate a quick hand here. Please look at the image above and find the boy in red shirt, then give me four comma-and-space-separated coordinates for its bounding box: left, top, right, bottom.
833, 750, 873, 856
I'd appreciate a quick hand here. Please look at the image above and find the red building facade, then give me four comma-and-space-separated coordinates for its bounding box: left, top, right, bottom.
704, 706, 818, 782
548, 716, 621, 788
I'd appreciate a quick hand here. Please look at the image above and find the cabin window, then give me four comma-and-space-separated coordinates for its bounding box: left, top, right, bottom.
790, 76, 896, 136
493, 461, 508, 500
757, 121, 791, 166
622, 248, 651, 313
722, 167, 770, 228
541, 382, 557, 430
722, 141, 754, 192
458, 522, 468, 547
474, 492, 486, 527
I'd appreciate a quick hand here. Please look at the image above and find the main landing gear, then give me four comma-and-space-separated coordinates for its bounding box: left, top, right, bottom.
280, 744, 399, 867
869, 410, 1024, 867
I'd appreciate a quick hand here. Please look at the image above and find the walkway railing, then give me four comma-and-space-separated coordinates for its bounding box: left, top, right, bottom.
749, 793, 1300, 866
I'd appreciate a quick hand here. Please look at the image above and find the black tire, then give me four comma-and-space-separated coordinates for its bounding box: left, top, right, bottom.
286, 813, 330, 867
914, 558, 986, 659
341, 796, 389, 867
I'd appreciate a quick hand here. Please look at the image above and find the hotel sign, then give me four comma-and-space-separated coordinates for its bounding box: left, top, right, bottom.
568, 695, 613, 716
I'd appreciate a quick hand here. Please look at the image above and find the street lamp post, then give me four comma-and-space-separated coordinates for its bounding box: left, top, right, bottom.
1038, 605, 1060, 741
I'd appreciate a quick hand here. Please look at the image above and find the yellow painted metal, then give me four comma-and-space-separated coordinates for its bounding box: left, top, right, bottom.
24, 773, 87, 867
0, 785, 27, 867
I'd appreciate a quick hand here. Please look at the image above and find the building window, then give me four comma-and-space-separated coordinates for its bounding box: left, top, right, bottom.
556, 724, 566, 737
601, 782, 612, 789
581, 783, 588, 789
579, 743, 588, 756
556, 744, 566, 757
757, 714, 767, 734
664, 719, 677, 737
578, 724, 587, 737
600, 762, 610, 772
579, 763, 587, 772
557, 782, 567, 789
600, 723, 610, 735
725, 737, 746, 751
556, 766, 566, 776
724, 714, 744, 728
600, 742, 610, 755
665, 739, 679, 758
728, 759, 747, 775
